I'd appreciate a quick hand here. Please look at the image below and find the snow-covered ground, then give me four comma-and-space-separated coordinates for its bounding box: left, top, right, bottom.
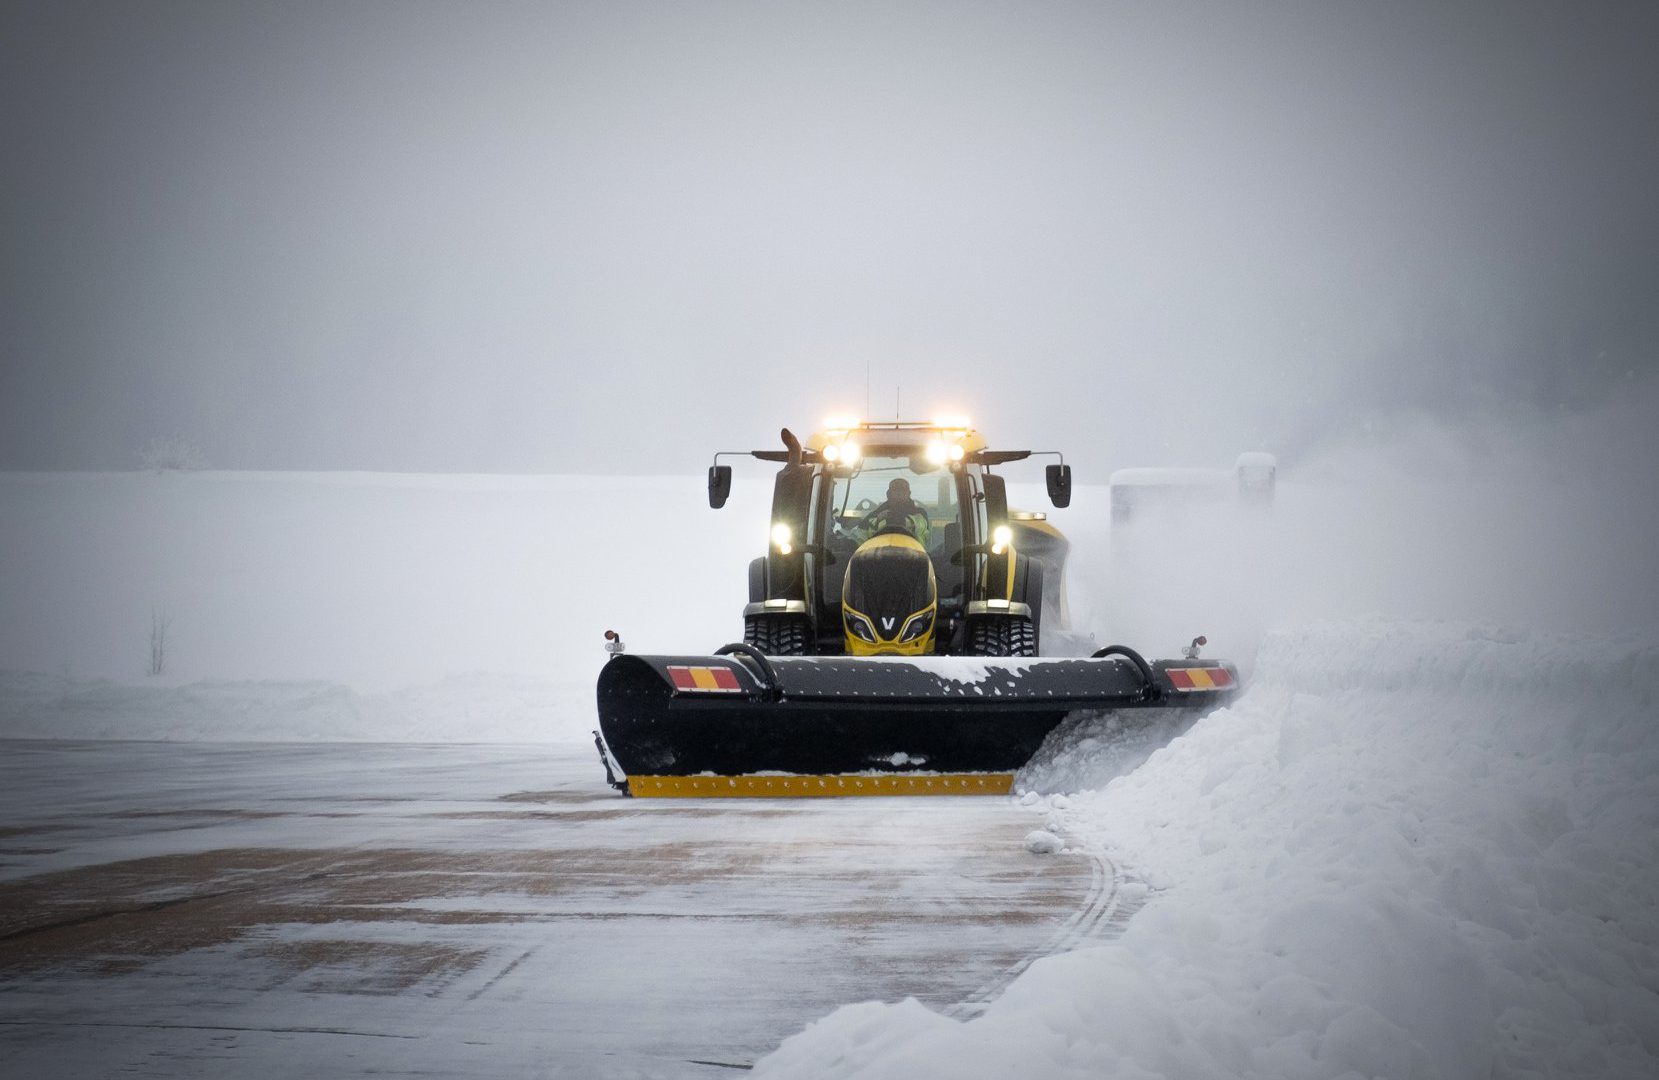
0, 470, 770, 697
763, 620, 1659, 1079
3, 388, 1657, 1077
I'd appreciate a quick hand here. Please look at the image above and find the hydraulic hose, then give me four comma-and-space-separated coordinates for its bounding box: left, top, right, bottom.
715, 642, 782, 699
1090, 644, 1160, 702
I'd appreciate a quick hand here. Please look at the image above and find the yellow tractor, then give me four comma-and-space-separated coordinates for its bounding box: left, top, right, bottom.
726, 421, 1066, 659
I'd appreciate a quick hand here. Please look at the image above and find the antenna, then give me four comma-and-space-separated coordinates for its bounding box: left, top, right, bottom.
865, 359, 871, 420
894, 386, 900, 420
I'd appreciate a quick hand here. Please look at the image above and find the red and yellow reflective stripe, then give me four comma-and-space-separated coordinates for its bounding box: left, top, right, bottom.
1165, 667, 1235, 691
666, 665, 744, 693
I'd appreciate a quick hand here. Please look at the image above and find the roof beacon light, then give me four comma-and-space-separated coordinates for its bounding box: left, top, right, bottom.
932, 415, 971, 431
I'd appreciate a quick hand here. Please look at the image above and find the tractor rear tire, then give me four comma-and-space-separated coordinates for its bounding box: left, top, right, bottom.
966, 615, 1037, 658
743, 615, 810, 656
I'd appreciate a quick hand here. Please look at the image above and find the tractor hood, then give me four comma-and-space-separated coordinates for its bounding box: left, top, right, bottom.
842, 533, 937, 655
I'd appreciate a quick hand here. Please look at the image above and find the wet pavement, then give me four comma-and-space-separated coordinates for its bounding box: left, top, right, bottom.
0, 740, 1131, 1078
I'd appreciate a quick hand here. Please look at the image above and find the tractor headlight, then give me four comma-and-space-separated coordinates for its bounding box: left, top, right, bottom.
991, 524, 1012, 555
844, 609, 879, 644
898, 609, 934, 643
823, 441, 861, 465
926, 440, 948, 465
772, 522, 793, 555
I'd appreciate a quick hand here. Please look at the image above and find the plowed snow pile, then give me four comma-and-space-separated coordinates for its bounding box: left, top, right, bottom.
757, 620, 1659, 1080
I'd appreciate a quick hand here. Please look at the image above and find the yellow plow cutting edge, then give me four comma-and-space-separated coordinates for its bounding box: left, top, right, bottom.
626, 773, 1015, 798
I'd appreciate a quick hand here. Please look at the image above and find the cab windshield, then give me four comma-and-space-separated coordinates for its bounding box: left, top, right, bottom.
828, 456, 959, 550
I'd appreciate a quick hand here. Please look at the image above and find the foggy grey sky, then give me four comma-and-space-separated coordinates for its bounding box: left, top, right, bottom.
3, 0, 1657, 476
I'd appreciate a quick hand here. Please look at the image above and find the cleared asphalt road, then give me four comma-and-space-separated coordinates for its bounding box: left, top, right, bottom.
0, 740, 1133, 1078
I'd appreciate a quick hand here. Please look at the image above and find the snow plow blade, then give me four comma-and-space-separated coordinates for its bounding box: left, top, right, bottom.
594, 646, 1239, 797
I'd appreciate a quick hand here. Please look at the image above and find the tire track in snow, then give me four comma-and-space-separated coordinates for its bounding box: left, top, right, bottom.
465, 946, 537, 1002
943, 824, 1133, 1020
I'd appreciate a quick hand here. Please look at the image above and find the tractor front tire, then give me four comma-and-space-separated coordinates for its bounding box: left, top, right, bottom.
966, 615, 1037, 658
743, 615, 810, 656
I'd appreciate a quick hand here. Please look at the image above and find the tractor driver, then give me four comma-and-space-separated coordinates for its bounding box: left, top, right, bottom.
856, 478, 931, 545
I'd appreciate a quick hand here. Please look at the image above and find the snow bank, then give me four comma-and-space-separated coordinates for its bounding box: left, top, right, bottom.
0, 470, 768, 692
756, 620, 1659, 1080
1016, 709, 1202, 795
0, 671, 594, 744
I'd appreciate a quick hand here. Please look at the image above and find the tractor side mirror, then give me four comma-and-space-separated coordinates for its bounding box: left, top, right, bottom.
708, 464, 733, 509
1046, 463, 1072, 508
